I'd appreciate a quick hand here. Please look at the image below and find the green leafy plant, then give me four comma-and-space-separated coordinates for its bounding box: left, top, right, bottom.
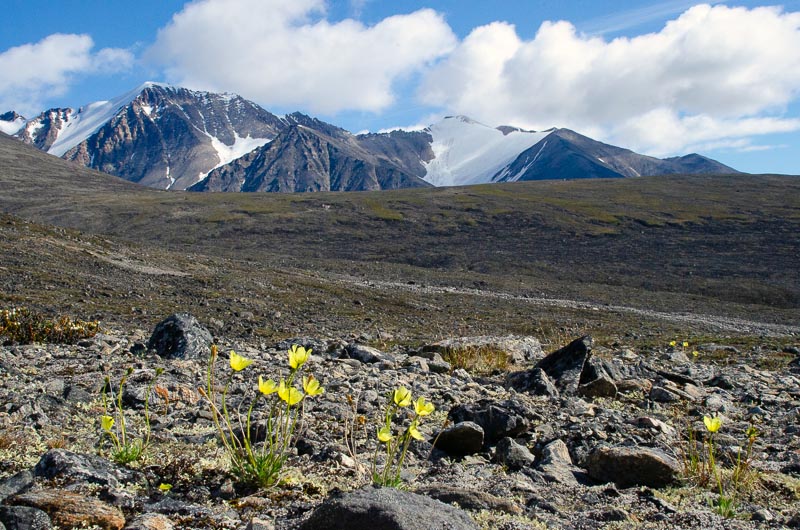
0, 307, 99, 344
372, 386, 435, 487
100, 367, 163, 464
201, 344, 324, 488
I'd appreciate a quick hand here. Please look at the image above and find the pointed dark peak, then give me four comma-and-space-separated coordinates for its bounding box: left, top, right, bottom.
284, 112, 349, 138
1, 111, 25, 121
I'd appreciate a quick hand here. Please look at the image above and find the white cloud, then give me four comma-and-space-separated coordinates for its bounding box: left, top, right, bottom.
0, 34, 133, 116
150, 0, 456, 115
418, 4, 800, 155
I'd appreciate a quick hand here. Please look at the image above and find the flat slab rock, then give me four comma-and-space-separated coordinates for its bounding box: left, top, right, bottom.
298, 486, 479, 530
586, 446, 681, 488
6, 489, 124, 530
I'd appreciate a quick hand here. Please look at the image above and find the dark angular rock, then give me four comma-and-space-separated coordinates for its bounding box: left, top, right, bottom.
535, 439, 582, 486
578, 373, 618, 399
535, 336, 593, 394
433, 421, 484, 457
147, 313, 212, 360
508, 335, 594, 397
585, 446, 681, 488
494, 437, 535, 470
33, 449, 145, 488
298, 486, 479, 530
0, 506, 52, 530
448, 401, 529, 444
0, 471, 33, 502
507, 367, 560, 398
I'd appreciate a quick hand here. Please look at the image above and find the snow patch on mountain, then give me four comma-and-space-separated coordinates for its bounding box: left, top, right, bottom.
422, 116, 550, 187
48, 82, 169, 157
0, 116, 26, 135
209, 133, 271, 171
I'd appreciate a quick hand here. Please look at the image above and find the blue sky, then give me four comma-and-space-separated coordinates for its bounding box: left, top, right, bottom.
2, 0, 800, 174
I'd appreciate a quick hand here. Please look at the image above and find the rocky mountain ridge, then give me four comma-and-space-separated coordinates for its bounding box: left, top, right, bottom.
2, 84, 739, 192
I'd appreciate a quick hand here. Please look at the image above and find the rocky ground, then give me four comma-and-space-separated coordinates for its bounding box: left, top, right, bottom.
1, 314, 799, 530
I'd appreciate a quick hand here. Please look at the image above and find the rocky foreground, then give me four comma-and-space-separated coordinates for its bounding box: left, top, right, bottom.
1, 314, 799, 529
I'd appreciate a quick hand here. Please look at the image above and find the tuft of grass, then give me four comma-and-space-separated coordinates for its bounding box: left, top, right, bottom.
440, 345, 511, 375
0, 307, 99, 345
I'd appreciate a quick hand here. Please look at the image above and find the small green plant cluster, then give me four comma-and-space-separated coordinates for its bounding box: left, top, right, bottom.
440, 345, 510, 375
201, 344, 324, 488
372, 386, 434, 488
680, 414, 760, 518
0, 307, 99, 344
100, 367, 163, 464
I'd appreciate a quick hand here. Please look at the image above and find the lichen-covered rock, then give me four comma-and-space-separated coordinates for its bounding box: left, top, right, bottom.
298, 486, 479, 530
0, 506, 52, 530
585, 446, 681, 488
33, 449, 145, 488
6, 490, 125, 530
147, 313, 212, 360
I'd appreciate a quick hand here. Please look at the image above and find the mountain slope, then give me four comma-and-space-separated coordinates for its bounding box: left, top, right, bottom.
494, 128, 739, 182
191, 113, 431, 192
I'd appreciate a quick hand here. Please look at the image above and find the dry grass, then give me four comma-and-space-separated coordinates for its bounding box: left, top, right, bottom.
440, 345, 512, 375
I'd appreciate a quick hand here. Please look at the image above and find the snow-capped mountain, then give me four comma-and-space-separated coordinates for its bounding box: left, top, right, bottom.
1, 84, 738, 193
421, 116, 552, 186
5, 83, 283, 190
0, 112, 26, 135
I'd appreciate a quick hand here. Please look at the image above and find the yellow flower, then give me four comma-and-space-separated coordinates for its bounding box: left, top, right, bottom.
704, 415, 722, 433
414, 396, 435, 416
278, 380, 303, 405
682, 341, 689, 348
288, 344, 311, 370
229, 350, 253, 371
158, 483, 172, 492
302, 375, 324, 397
692, 350, 699, 357
408, 423, 424, 441
377, 426, 393, 443
258, 375, 278, 395
669, 340, 677, 347
393, 386, 412, 407
101, 415, 114, 432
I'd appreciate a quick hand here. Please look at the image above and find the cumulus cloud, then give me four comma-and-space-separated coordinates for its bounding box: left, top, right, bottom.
0, 34, 133, 116
150, 0, 456, 115
419, 4, 800, 155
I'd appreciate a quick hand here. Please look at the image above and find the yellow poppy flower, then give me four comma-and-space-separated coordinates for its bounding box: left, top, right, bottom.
229, 350, 253, 371
158, 483, 172, 492
414, 396, 435, 416
101, 415, 114, 432
288, 344, 311, 369
682, 341, 689, 348
258, 375, 278, 395
278, 380, 303, 405
704, 415, 722, 433
669, 340, 677, 347
408, 424, 424, 441
393, 386, 412, 407
302, 375, 324, 396
377, 426, 393, 443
